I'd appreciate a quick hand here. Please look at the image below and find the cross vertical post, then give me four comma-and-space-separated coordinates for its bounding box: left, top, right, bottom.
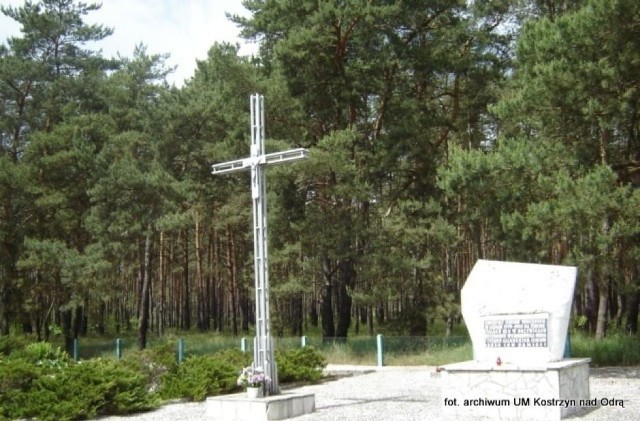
212, 94, 308, 395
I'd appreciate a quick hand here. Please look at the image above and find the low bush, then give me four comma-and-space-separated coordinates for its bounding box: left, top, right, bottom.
0, 338, 330, 419
0, 358, 42, 419
0, 334, 32, 357
0, 357, 158, 420
120, 340, 180, 393
159, 349, 250, 401
276, 346, 327, 383
13, 341, 71, 370
212, 348, 252, 368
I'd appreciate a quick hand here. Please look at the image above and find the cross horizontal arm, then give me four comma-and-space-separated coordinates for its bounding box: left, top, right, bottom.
211, 158, 249, 175
264, 148, 309, 165
211, 148, 309, 175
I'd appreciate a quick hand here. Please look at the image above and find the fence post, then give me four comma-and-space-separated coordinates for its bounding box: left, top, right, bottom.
116, 338, 122, 360
301, 335, 307, 348
376, 334, 384, 367
563, 332, 571, 358
177, 338, 185, 364
72, 338, 79, 361
241, 337, 247, 353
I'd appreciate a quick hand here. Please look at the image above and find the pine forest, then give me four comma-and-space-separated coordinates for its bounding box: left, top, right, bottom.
1, 0, 639, 352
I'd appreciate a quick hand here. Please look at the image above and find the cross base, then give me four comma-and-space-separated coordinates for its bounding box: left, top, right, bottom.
206, 392, 316, 420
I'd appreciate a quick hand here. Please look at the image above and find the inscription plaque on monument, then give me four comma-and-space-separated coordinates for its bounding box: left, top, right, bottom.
484, 314, 548, 348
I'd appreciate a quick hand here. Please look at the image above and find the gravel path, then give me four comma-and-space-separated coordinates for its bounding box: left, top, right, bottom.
101, 365, 640, 420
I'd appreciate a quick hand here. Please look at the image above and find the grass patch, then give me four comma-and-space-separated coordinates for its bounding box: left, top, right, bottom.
570, 332, 640, 367
385, 343, 473, 366
317, 336, 472, 366
321, 341, 378, 365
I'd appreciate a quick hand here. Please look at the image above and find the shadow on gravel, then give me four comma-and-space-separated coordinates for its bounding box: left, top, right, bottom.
318, 394, 426, 412
280, 373, 355, 391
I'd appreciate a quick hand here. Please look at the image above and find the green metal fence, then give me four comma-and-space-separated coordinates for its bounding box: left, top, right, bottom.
60, 334, 471, 365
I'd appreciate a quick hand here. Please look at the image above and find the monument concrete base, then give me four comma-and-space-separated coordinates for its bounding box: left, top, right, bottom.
441, 358, 590, 420
205, 391, 315, 420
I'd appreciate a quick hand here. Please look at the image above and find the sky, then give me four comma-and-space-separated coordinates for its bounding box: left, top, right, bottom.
0, 0, 258, 86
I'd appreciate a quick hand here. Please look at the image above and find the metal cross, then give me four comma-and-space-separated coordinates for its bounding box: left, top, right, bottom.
211, 94, 308, 395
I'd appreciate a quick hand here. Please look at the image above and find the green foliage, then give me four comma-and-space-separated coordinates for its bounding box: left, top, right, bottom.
158, 349, 249, 402
0, 357, 158, 420
159, 352, 240, 401
119, 340, 181, 394
0, 335, 31, 357
1, 0, 639, 359
211, 348, 252, 368
17, 341, 71, 370
276, 346, 327, 384
0, 359, 41, 420
42, 359, 157, 418
571, 333, 640, 367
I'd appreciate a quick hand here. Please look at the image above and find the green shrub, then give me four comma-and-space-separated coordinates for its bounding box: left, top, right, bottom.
212, 348, 252, 368
46, 359, 156, 419
0, 357, 158, 420
0, 335, 32, 357
90, 359, 159, 415
276, 346, 327, 383
160, 353, 240, 401
0, 358, 42, 419
15, 341, 71, 370
120, 340, 180, 393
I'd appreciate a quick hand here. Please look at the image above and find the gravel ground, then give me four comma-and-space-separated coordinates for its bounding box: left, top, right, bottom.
101, 365, 640, 420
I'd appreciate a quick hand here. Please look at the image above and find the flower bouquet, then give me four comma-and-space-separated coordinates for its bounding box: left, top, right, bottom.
237, 366, 270, 398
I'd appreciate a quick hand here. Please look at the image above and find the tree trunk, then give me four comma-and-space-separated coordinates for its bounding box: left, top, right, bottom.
445, 314, 454, 337
615, 293, 624, 329
96, 301, 106, 335
210, 229, 221, 332
321, 256, 335, 340
240, 287, 250, 333
290, 294, 303, 336
627, 264, 640, 334
138, 230, 152, 350
169, 239, 178, 329
354, 305, 360, 335
595, 286, 608, 341
309, 297, 318, 327
76, 305, 86, 337
0, 286, 10, 335
1, 193, 20, 335
182, 228, 191, 330
135, 239, 143, 320
226, 225, 238, 336
157, 231, 165, 336
194, 213, 208, 331
335, 259, 353, 338
584, 269, 598, 334
376, 303, 384, 325
61, 306, 74, 355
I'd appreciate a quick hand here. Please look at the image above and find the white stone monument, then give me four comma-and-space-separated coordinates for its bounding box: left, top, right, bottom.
441, 260, 591, 420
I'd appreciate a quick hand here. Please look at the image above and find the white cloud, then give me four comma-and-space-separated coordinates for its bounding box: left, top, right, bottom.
0, 0, 257, 86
